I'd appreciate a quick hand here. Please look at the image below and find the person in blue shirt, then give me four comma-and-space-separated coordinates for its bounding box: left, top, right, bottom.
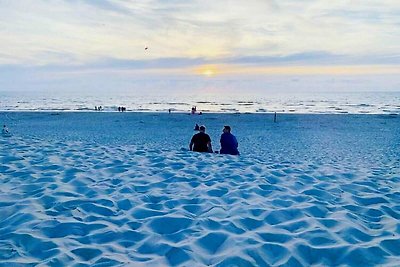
220, 125, 239, 155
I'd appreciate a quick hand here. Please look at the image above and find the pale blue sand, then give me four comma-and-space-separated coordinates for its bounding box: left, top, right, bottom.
0, 112, 399, 266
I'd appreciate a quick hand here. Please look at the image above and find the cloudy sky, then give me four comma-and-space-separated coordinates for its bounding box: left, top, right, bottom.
1, 0, 399, 93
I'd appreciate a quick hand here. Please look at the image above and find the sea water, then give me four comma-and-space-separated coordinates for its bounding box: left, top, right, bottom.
0, 90, 399, 114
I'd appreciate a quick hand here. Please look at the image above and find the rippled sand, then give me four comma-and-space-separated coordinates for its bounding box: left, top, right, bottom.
0, 112, 399, 266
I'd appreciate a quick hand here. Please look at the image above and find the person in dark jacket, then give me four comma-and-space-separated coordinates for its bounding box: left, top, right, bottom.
220, 125, 239, 155
190, 125, 213, 152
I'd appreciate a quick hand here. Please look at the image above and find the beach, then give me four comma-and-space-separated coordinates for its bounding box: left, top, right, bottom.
1, 112, 399, 266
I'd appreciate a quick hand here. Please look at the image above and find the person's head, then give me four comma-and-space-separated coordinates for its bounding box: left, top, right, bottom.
223, 125, 231, 133
199, 125, 206, 132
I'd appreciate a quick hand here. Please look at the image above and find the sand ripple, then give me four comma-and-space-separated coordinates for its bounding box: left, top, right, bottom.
1, 137, 399, 266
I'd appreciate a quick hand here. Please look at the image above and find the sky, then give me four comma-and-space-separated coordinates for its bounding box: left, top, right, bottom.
0, 0, 399, 94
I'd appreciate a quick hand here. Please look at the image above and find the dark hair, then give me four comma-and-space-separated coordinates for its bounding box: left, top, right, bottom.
199, 125, 206, 131
224, 125, 231, 132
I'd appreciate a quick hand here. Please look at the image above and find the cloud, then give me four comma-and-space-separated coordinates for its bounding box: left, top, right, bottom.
2, 0, 400, 95
67, 0, 132, 15
0, 0, 399, 79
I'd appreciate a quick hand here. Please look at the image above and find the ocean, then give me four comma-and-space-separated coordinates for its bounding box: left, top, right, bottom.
0, 90, 399, 114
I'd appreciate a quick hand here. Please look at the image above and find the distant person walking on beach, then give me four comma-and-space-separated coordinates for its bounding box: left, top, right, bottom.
220, 125, 239, 155
190, 125, 213, 153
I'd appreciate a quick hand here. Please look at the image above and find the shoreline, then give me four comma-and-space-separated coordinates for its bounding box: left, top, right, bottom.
1, 110, 399, 115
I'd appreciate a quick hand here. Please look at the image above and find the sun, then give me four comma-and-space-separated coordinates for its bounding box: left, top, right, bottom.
196, 65, 218, 77
202, 69, 215, 77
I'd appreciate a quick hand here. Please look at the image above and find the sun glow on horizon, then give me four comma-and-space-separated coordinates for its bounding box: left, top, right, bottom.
196, 65, 219, 77
189, 63, 400, 77
202, 69, 215, 77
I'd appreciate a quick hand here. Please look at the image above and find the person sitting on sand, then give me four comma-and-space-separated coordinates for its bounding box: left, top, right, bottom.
190, 125, 213, 153
220, 125, 239, 155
